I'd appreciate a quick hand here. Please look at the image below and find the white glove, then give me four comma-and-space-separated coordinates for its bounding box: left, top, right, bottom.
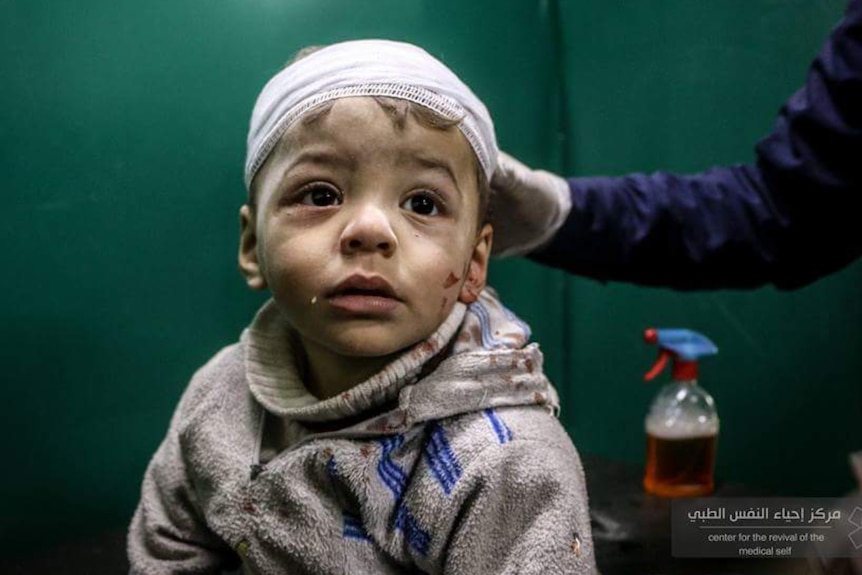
489, 151, 572, 257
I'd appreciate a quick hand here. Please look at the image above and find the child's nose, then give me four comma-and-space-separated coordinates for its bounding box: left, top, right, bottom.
339, 204, 398, 257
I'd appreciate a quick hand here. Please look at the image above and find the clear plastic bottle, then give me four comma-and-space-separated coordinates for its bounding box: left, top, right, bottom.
642, 329, 719, 497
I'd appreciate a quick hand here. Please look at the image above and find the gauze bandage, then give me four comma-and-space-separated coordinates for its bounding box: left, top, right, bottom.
244, 39, 498, 191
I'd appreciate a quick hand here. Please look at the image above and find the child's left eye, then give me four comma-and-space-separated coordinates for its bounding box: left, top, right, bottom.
401, 192, 440, 216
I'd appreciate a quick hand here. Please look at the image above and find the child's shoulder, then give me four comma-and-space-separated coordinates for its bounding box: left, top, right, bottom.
191, 341, 244, 384
428, 404, 581, 483
408, 406, 588, 550
174, 341, 246, 419
446, 403, 570, 445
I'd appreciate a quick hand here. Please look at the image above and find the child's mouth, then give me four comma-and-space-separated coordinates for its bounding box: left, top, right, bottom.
326, 275, 403, 314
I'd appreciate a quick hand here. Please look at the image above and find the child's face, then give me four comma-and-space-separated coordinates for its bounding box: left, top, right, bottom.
239, 97, 492, 359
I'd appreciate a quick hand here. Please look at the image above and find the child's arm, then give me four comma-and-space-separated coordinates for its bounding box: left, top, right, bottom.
127, 388, 240, 574
436, 438, 597, 574
494, 0, 861, 290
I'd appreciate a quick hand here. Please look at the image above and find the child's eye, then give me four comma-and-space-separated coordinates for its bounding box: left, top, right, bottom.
298, 184, 342, 207
401, 192, 440, 216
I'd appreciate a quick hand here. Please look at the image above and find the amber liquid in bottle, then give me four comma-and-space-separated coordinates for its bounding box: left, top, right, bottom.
643, 430, 717, 497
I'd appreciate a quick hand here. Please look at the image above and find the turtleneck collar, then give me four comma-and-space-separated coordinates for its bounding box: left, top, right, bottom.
242, 298, 467, 422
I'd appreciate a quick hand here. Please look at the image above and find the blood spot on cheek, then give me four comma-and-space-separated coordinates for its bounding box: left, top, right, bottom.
442, 272, 460, 289
441, 296, 448, 310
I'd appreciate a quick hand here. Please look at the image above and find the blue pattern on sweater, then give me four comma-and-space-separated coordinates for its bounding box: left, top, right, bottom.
376, 435, 407, 499
483, 408, 514, 444
423, 421, 462, 495
395, 503, 430, 556
342, 510, 372, 542
376, 435, 431, 556
467, 301, 505, 349
468, 300, 531, 350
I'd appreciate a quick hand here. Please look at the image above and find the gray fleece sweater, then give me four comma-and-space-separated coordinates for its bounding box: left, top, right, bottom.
127, 289, 597, 574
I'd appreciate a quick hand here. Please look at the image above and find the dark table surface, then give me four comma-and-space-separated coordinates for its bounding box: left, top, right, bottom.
581, 454, 826, 575
0, 453, 838, 574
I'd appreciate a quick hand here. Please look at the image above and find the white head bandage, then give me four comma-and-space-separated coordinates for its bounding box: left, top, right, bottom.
244, 39, 498, 191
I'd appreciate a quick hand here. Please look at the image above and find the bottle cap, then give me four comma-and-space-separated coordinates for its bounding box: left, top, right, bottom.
644, 328, 718, 381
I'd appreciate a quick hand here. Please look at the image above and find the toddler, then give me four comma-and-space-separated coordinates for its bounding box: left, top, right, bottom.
128, 39, 596, 575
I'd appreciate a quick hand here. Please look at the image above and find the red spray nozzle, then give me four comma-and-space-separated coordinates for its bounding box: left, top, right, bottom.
644, 349, 672, 381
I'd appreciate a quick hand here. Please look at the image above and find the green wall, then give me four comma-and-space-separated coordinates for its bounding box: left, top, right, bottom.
2, 0, 858, 559
549, 0, 860, 499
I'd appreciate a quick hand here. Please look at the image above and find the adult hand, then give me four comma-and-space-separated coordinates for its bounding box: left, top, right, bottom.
490, 151, 572, 257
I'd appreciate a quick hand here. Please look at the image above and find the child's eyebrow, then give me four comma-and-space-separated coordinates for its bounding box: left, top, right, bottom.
283, 149, 355, 175
404, 155, 462, 195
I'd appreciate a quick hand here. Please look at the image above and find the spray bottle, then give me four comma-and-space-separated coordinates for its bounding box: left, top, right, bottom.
643, 328, 719, 497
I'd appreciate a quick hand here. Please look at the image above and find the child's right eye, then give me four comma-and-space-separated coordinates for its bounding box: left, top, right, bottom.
298, 184, 343, 207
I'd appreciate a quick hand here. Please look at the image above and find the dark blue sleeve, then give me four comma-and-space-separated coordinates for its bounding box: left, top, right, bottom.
530, 0, 862, 290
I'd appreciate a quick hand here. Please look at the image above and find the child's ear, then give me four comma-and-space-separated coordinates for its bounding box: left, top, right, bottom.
458, 223, 493, 304
238, 204, 268, 290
